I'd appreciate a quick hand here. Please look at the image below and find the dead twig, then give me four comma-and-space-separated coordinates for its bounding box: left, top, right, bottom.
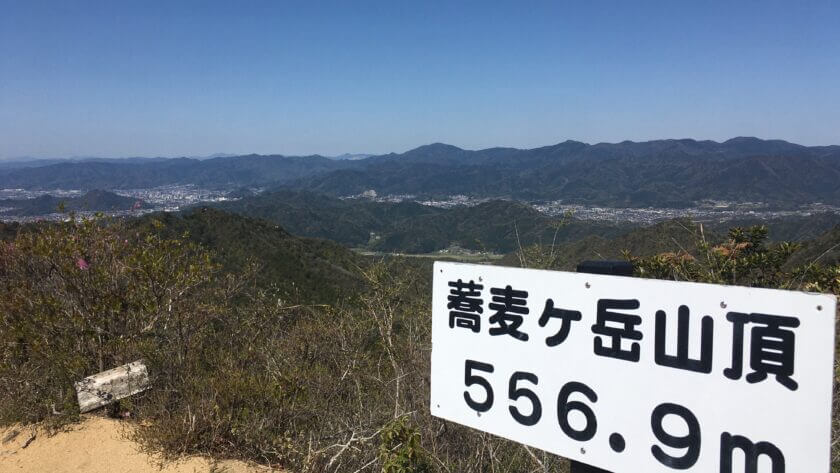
21, 430, 36, 449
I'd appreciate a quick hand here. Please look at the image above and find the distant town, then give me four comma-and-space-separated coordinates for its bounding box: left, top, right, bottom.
3, 186, 840, 225
0, 185, 238, 222
343, 191, 840, 225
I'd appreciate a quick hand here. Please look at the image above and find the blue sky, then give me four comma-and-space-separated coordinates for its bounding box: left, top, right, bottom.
1, 0, 838, 158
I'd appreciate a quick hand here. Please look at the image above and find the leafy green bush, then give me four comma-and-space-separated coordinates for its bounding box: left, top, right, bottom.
627, 225, 839, 294
378, 417, 432, 473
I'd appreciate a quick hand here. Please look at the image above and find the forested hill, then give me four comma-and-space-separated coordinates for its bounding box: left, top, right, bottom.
213, 190, 630, 253
786, 225, 840, 268
213, 190, 441, 246
215, 190, 840, 255
0, 207, 365, 302
0, 190, 148, 216
3, 137, 839, 208
499, 219, 715, 270
132, 208, 365, 303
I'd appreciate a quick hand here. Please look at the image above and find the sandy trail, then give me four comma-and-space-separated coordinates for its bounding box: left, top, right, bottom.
0, 416, 278, 472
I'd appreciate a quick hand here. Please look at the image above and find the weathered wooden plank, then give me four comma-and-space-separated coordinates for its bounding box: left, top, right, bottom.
74, 360, 150, 413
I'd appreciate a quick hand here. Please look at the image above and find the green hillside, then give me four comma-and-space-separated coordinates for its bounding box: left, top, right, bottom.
0, 190, 147, 217
133, 208, 365, 303
213, 190, 440, 246
370, 200, 628, 253
707, 212, 840, 242
786, 225, 840, 268
500, 219, 716, 269
215, 191, 631, 253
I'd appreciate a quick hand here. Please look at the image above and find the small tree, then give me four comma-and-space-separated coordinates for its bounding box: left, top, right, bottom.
628, 225, 816, 290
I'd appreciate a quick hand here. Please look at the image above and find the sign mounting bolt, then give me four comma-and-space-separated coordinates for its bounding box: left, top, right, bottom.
720, 301, 727, 309
585, 282, 591, 289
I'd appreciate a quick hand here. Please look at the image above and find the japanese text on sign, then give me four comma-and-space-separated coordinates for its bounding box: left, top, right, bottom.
430, 262, 836, 473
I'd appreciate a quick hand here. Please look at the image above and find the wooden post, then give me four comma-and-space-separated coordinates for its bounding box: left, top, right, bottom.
75, 359, 150, 413
570, 260, 634, 473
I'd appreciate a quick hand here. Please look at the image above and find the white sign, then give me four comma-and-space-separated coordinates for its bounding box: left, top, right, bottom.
430, 261, 836, 473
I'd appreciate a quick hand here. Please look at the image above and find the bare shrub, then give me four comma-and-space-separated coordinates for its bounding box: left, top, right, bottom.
0, 216, 221, 427
10, 218, 834, 472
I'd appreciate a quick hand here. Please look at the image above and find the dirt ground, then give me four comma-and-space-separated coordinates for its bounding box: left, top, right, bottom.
0, 416, 278, 473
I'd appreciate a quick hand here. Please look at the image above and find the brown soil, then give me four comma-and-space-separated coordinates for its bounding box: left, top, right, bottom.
0, 416, 278, 473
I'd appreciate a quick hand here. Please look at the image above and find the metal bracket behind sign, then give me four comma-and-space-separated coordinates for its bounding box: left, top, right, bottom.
570, 260, 633, 473
576, 260, 634, 277
571, 462, 613, 473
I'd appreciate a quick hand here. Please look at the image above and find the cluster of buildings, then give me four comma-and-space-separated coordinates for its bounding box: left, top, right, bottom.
346, 191, 840, 224
0, 185, 239, 222
533, 201, 840, 224
345, 191, 494, 209
113, 185, 236, 211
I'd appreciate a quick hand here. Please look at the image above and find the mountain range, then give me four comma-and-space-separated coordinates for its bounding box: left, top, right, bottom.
2, 137, 839, 208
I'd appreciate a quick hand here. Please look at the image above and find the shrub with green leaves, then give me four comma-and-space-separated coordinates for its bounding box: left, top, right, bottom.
379, 417, 432, 473
627, 225, 839, 295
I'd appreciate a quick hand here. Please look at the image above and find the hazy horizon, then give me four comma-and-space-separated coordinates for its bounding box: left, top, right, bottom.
4, 135, 840, 162
2, 1, 839, 158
